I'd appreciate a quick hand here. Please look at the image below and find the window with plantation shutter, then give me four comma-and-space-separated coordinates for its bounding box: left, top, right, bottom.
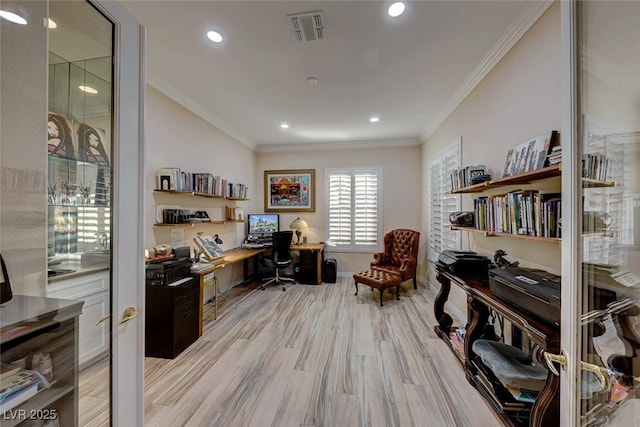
325, 167, 382, 252
429, 140, 461, 258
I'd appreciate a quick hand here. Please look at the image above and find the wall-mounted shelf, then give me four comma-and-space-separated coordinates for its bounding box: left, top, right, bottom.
154, 189, 248, 201
451, 165, 561, 194
450, 225, 561, 244
153, 220, 247, 228
581, 178, 616, 188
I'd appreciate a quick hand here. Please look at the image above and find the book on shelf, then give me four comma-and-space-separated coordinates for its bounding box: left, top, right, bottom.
472, 190, 561, 238
0, 370, 50, 413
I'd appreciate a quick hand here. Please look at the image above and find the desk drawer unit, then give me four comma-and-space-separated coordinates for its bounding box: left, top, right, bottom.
145, 278, 199, 359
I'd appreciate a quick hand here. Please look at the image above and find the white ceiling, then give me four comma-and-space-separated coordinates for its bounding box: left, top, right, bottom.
120, 1, 550, 150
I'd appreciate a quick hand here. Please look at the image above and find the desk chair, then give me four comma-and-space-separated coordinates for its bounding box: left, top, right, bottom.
259, 231, 295, 291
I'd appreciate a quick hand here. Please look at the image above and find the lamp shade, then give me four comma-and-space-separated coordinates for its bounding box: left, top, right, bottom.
289, 217, 308, 230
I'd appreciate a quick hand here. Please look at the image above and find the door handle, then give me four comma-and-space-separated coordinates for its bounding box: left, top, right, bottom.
96, 314, 111, 325
580, 361, 611, 392
119, 307, 140, 325
543, 349, 567, 376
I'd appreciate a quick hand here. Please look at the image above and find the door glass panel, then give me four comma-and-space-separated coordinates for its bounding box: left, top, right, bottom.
578, 2, 640, 425
48, 1, 113, 425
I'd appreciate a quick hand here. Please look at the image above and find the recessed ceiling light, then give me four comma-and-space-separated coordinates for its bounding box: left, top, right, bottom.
79, 85, 98, 94
388, 2, 406, 17
370, 117, 380, 123
280, 123, 289, 129
207, 30, 223, 43
306, 77, 319, 86
0, 10, 27, 25
47, 18, 57, 29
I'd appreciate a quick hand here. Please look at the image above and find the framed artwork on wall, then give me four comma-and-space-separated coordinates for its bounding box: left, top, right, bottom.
264, 169, 315, 212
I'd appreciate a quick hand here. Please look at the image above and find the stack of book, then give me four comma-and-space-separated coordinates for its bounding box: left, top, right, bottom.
0, 365, 47, 412
472, 359, 534, 414
547, 145, 562, 165
450, 165, 486, 190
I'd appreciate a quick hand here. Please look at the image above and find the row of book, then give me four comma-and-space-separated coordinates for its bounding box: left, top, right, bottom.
0, 364, 50, 413
450, 165, 486, 191
156, 168, 248, 199
473, 191, 561, 238
582, 153, 610, 181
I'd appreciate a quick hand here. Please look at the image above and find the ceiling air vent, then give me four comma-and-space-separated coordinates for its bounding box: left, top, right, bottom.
288, 10, 326, 42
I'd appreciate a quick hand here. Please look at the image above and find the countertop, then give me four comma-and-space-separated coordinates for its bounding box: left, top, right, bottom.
47, 255, 109, 283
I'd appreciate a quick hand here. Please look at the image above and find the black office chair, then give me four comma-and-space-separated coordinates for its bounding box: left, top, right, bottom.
260, 231, 295, 291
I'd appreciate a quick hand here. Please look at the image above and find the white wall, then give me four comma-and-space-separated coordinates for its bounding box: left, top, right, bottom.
0, 0, 48, 296
422, 3, 562, 309
258, 144, 422, 274
144, 86, 258, 288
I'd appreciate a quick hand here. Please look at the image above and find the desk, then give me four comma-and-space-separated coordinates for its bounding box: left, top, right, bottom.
190, 244, 325, 335
291, 243, 325, 285
191, 247, 265, 335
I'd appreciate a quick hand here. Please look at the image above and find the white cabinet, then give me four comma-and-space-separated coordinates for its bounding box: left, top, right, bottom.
48, 270, 109, 369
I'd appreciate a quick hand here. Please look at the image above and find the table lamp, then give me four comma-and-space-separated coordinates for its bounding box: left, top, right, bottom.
290, 217, 308, 245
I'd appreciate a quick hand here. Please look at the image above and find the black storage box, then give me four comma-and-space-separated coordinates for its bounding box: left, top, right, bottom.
488, 267, 560, 327
323, 258, 337, 283
437, 250, 491, 279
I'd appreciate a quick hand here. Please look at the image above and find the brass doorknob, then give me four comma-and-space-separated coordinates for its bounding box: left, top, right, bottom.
543, 350, 568, 376
119, 307, 140, 325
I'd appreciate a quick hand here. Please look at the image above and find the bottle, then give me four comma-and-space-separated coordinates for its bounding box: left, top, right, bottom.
38, 353, 53, 382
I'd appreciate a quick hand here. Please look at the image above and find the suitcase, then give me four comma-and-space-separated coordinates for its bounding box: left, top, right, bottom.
323, 258, 337, 283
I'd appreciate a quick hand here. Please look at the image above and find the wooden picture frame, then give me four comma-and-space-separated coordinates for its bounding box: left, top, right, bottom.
264, 169, 315, 212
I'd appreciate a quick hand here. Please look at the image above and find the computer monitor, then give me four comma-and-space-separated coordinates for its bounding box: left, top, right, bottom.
247, 213, 279, 238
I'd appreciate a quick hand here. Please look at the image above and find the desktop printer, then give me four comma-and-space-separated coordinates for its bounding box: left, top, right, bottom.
437, 250, 492, 279
488, 267, 561, 327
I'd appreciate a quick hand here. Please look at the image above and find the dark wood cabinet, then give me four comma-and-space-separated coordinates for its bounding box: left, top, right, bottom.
145, 278, 199, 359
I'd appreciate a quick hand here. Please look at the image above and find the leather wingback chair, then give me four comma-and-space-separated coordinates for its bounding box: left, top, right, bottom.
371, 229, 420, 289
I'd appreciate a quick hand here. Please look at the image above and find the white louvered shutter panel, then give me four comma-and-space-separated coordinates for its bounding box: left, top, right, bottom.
442, 148, 461, 251
354, 172, 379, 246
326, 168, 382, 252
429, 142, 460, 257
328, 173, 352, 247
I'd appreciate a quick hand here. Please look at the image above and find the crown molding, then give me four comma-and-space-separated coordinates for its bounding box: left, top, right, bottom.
420, 0, 554, 141
146, 73, 255, 149
255, 136, 421, 153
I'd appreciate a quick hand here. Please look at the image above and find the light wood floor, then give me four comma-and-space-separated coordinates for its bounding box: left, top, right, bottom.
79, 277, 501, 426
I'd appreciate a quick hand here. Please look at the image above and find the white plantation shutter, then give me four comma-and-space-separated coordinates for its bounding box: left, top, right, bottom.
326, 168, 382, 252
429, 141, 461, 257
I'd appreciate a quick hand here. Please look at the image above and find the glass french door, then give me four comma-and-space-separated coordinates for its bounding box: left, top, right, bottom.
46, 1, 144, 426
561, 1, 640, 425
